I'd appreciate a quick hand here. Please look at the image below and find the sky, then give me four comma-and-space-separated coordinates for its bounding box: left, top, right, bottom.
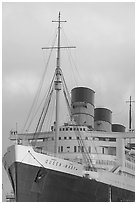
2, 2, 135, 200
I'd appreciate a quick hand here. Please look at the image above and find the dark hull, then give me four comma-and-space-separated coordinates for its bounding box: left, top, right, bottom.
9, 162, 135, 202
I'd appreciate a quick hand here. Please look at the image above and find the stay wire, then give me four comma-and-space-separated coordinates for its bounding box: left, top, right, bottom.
27, 32, 57, 131
62, 27, 82, 84
34, 78, 54, 135
43, 92, 55, 131
22, 30, 57, 133
26, 72, 56, 135
32, 88, 54, 147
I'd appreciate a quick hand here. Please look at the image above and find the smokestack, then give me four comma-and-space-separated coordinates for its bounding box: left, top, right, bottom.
71, 87, 95, 129
94, 108, 112, 132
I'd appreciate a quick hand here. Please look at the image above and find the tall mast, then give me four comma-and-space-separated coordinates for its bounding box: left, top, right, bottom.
52, 12, 66, 153
126, 96, 135, 131
43, 13, 75, 153
54, 12, 62, 153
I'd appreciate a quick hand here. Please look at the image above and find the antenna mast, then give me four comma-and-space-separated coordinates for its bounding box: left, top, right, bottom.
126, 96, 135, 131
51, 12, 75, 153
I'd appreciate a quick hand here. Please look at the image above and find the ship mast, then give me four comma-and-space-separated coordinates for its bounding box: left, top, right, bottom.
53, 12, 64, 154
126, 96, 135, 132
52, 12, 75, 153
42, 13, 75, 153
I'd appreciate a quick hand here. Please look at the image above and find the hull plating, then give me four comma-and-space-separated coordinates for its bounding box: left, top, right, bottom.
9, 162, 135, 202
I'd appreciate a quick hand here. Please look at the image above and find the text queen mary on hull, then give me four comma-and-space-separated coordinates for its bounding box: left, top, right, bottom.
3, 12, 135, 202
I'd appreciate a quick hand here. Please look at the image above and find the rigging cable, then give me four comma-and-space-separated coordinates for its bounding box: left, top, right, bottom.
44, 91, 56, 131
26, 72, 56, 133
22, 30, 57, 133
62, 27, 83, 84
61, 73, 72, 119
31, 71, 56, 145
74, 130, 97, 171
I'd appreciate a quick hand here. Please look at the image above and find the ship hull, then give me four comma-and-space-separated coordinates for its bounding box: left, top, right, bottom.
9, 161, 134, 202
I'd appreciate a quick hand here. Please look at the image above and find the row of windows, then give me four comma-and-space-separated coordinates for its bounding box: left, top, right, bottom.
58, 145, 90, 153
93, 137, 116, 142
58, 136, 116, 141
52, 127, 86, 132
25, 136, 116, 143
96, 160, 116, 166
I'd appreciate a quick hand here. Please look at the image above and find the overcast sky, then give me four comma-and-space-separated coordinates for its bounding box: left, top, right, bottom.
2, 2, 135, 198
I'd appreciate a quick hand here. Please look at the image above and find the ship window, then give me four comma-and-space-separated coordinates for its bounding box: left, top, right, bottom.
81, 146, 84, 152
58, 146, 60, 153
69, 137, 72, 140
99, 137, 105, 141
74, 128, 76, 131
36, 139, 44, 142
83, 128, 85, 131
63, 128, 65, 131
80, 128, 82, 131
67, 146, 70, 148
85, 137, 88, 140
66, 128, 68, 131
88, 146, 91, 153
74, 146, 77, 152
70, 128, 72, 131
64, 137, 67, 140
59, 128, 61, 131
77, 137, 79, 140
59, 137, 61, 140
109, 138, 116, 142
102, 148, 105, 154
77, 128, 79, 131
61, 146, 63, 152
78, 146, 81, 152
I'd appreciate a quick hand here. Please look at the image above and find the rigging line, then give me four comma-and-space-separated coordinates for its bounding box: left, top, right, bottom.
61, 71, 71, 102
78, 131, 96, 171
28, 151, 44, 168
44, 92, 55, 131
25, 72, 56, 133
22, 31, 57, 134
88, 134, 103, 169
63, 89, 71, 120
32, 87, 54, 145
65, 47, 78, 87
61, 28, 78, 86
31, 82, 55, 145
74, 130, 96, 170
37, 89, 54, 133
62, 27, 82, 82
61, 74, 71, 118
26, 37, 57, 132
20, 151, 31, 163
42, 27, 58, 66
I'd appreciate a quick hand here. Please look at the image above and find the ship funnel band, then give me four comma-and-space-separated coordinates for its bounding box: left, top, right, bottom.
94, 108, 112, 124
71, 87, 95, 106
112, 124, 125, 132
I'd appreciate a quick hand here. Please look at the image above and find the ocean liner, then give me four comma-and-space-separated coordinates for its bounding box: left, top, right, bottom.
3, 13, 135, 202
